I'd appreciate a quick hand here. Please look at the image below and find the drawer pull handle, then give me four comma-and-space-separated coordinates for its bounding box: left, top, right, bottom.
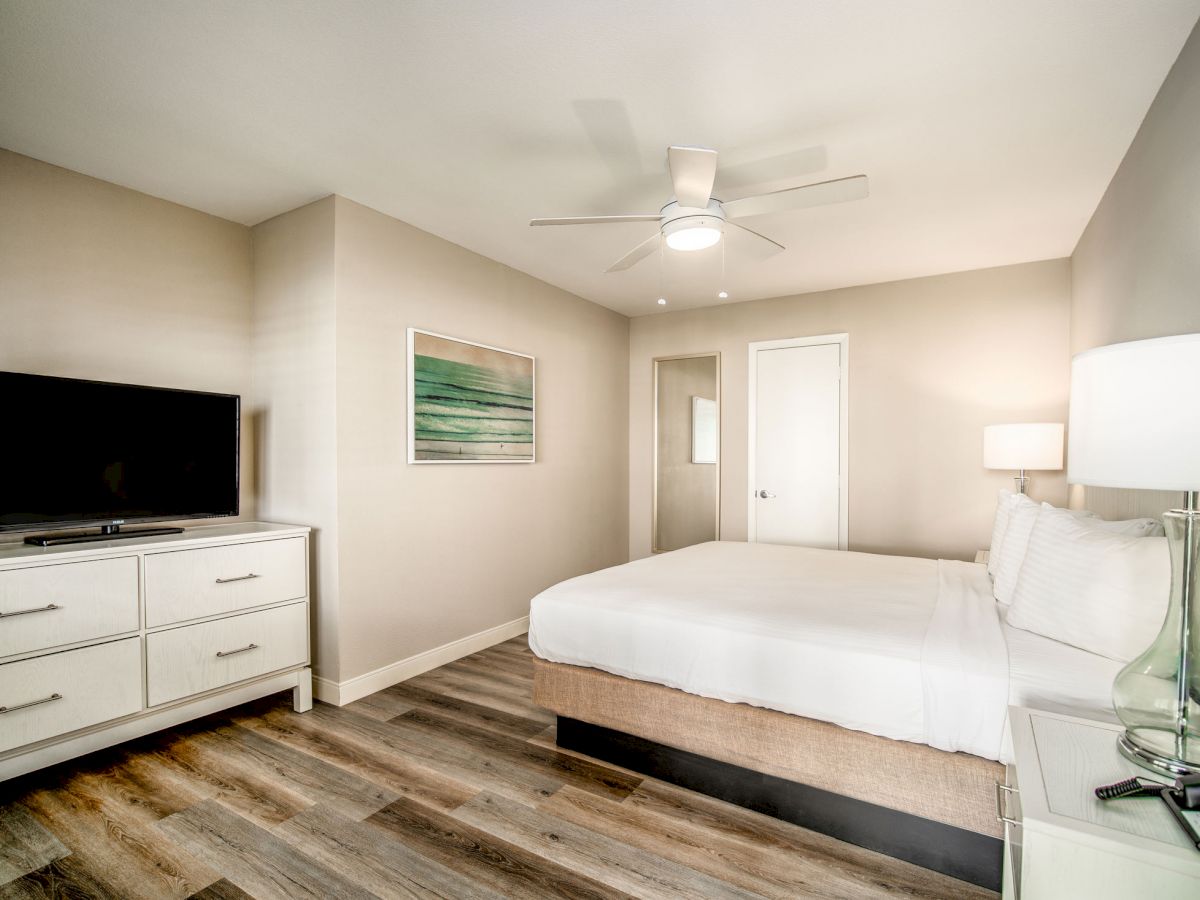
0, 692, 63, 715
0, 603, 62, 619
995, 780, 1020, 827
215, 573, 260, 584
216, 643, 260, 658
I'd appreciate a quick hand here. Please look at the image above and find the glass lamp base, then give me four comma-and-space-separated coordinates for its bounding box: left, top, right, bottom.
1111, 505, 1200, 779
1118, 729, 1200, 778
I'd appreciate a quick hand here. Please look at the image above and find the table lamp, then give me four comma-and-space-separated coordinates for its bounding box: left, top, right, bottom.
983, 423, 1064, 494
1068, 333, 1200, 776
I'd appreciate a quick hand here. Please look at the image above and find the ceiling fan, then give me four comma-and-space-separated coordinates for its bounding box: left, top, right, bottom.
530, 146, 869, 272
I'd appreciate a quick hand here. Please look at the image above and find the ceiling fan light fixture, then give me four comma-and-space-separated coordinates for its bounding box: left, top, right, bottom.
531, 146, 867, 275
662, 216, 723, 252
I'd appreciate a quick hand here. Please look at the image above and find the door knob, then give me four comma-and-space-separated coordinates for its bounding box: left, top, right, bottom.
758, 490, 776, 499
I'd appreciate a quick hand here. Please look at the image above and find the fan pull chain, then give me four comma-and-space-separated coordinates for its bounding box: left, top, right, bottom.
657, 235, 666, 306
719, 237, 727, 299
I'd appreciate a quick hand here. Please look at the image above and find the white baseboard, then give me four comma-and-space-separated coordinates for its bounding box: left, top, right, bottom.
312, 615, 529, 706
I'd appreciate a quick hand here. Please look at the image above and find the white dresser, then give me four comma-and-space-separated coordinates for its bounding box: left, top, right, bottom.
1002, 706, 1200, 899
0, 522, 312, 780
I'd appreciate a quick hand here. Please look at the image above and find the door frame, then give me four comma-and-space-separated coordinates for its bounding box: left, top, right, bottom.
652, 351, 722, 554
746, 333, 849, 549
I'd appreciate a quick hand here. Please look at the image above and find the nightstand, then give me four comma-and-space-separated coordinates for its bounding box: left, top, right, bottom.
1001, 707, 1200, 899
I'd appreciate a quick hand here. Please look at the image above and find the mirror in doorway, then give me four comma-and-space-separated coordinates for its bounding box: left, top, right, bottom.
654, 353, 720, 553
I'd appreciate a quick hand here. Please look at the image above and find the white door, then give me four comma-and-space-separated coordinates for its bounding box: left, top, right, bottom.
748, 335, 847, 549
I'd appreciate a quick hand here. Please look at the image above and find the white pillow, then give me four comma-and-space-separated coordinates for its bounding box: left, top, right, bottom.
1006, 507, 1170, 661
992, 500, 1097, 604
991, 494, 1042, 604
987, 489, 1021, 576
1083, 516, 1164, 537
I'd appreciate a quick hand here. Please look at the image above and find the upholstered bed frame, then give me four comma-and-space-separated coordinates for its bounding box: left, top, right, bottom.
533, 657, 1004, 890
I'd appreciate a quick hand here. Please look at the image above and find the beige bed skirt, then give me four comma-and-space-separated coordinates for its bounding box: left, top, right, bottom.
533, 657, 1004, 839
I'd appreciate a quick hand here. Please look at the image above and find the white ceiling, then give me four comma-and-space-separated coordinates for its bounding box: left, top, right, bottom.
2, 1, 1197, 317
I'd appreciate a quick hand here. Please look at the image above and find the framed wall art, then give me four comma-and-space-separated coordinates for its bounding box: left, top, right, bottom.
407, 328, 535, 464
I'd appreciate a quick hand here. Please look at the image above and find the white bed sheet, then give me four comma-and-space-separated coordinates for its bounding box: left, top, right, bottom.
528, 540, 1119, 763
1004, 621, 1121, 724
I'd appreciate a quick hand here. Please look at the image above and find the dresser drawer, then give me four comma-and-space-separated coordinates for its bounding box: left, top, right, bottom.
0, 638, 143, 754
144, 537, 307, 626
0, 557, 140, 658
146, 602, 308, 706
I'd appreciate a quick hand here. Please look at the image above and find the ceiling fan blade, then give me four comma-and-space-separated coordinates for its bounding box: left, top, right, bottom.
530, 214, 661, 227
722, 174, 869, 220
715, 145, 827, 198
668, 146, 718, 208
725, 221, 785, 260
606, 232, 662, 273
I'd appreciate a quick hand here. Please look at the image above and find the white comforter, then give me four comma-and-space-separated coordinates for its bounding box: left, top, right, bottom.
529, 541, 1038, 762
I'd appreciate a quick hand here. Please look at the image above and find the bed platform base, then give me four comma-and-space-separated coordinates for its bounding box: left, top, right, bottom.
558, 715, 1002, 891
533, 657, 1004, 892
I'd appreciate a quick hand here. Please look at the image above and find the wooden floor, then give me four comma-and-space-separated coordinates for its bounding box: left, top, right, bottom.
0, 636, 996, 899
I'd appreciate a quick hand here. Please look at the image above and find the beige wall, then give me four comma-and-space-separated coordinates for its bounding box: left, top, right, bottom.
250, 197, 340, 680
1068, 20, 1200, 520
630, 260, 1072, 562
1071, 20, 1200, 356
0, 150, 628, 686
655, 355, 719, 552
0, 149, 256, 538
332, 198, 629, 682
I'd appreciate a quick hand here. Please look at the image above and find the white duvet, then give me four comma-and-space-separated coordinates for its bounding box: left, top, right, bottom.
528, 541, 1119, 762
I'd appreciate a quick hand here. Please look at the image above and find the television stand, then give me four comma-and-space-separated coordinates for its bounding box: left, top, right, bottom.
0, 522, 312, 783
24, 524, 184, 547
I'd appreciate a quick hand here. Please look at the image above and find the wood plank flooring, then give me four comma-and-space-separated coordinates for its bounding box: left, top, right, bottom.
0, 636, 996, 899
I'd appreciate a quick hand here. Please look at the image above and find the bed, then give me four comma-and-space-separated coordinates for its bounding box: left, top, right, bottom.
528, 540, 1121, 890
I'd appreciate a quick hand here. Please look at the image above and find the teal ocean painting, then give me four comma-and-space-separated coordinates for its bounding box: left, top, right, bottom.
409, 329, 535, 463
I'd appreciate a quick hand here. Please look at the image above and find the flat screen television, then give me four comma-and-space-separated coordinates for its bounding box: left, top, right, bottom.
1, 372, 239, 544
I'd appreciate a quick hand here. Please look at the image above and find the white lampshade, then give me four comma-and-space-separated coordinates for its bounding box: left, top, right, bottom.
1068, 333, 1200, 491
983, 423, 1064, 471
